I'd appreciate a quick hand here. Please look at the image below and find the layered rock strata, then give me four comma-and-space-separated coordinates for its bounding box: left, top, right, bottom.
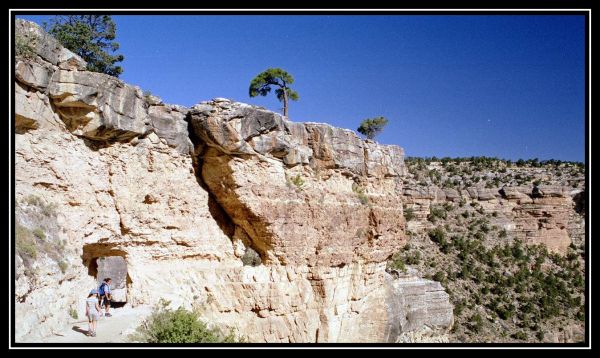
14, 19, 453, 343
403, 183, 581, 253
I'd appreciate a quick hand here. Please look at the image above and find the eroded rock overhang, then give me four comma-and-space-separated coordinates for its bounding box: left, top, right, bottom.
188, 99, 408, 267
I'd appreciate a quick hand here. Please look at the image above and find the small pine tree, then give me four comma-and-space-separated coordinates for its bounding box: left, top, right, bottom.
357, 116, 389, 140
249, 68, 299, 117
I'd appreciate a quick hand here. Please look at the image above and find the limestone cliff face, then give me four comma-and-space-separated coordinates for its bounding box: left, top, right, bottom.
189, 100, 406, 267
14, 19, 452, 343
403, 183, 582, 253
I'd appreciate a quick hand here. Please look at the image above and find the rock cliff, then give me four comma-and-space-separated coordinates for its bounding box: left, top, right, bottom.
13, 19, 452, 343
399, 158, 585, 343
402, 161, 584, 253
14, 19, 584, 344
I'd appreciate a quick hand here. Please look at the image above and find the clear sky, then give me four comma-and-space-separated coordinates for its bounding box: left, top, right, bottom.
18, 14, 586, 162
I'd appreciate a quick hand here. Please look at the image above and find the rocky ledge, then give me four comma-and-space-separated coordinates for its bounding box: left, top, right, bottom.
14, 19, 453, 343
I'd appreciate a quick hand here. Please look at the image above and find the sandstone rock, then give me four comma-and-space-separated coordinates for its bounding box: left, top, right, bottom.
386, 274, 453, 338
499, 186, 528, 200
47, 69, 150, 141
537, 185, 569, 198
466, 187, 479, 199
14, 85, 449, 342
145, 94, 163, 106
477, 188, 498, 201
15, 82, 44, 133
15, 19, 86, 70
364, 140, 406, 177
148, 105, 192, 154
14, 26, 454, 344
15, 61, 52, 90
190, 101, 408, 267
443, 188, 461, 202
397, 327, 450, 343
189, 101, 406, 177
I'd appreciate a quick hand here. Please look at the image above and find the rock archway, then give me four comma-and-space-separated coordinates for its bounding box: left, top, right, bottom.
83, 244, 129, 304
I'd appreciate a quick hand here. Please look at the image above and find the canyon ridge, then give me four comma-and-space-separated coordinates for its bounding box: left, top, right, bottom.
13, 19, 585, 344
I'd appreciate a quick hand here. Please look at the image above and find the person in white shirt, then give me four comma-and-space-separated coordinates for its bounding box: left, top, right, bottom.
85, 289, 101, 337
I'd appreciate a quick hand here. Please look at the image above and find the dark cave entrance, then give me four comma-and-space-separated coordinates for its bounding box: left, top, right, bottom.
83, 244, 131, 307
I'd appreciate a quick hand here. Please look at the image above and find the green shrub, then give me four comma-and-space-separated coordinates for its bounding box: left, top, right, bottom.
58, 260, 68, 273
352, 183, 369, 205
470, 313, 483, 333
389, 253, 407, 273
433, 271, 446, 283
443, 202, 454, 212
15, 34, 36, 59
405, 251, 421, 265
512, 331, 528, 340
428, 205, 447, 222
132, 299, 240, 343
24, 195, 57, 217
454, 301, 465, 316
404, 207, 415, 221
288, 174, 305, 190
241, 247, 261, 266
357, 192, 369, 205
480, 223, 490, 233
577, 307, 585, 321
459, 264, 472, 279
16, 225, 37, 259
69, 307, 78, 320
428, 227, 447, 246
32, 228, 45, 240
536, 331, 545, 341
497, 304, 515, 320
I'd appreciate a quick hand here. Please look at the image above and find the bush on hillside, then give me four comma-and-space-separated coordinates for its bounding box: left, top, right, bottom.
131, 299, 241, 343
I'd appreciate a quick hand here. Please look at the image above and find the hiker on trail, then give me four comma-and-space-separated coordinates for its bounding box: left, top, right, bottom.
86, 289, 101, 337
98, 278, 113, 317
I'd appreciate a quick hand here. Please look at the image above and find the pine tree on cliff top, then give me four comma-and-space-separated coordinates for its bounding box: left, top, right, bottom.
249, 68, 299, 117
45, 15, 124, 77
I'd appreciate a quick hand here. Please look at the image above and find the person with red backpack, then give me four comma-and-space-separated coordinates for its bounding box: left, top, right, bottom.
98, 278, 113, 317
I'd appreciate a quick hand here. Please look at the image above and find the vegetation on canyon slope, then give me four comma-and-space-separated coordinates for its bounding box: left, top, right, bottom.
389, 157, 586, 343
130, 299, 242, 343
404, 156, 584, 190
15, 195, 70, 278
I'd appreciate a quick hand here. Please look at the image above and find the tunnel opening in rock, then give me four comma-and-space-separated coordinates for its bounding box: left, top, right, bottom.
82, 244, 129, 306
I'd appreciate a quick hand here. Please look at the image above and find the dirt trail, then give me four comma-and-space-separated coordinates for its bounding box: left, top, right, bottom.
43, 305, 152, 343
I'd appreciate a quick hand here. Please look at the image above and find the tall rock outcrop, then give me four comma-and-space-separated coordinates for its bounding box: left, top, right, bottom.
13, 19, 453, 343
188, 100, 406, 267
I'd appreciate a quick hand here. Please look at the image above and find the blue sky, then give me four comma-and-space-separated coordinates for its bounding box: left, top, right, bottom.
19, 15, 586, 162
